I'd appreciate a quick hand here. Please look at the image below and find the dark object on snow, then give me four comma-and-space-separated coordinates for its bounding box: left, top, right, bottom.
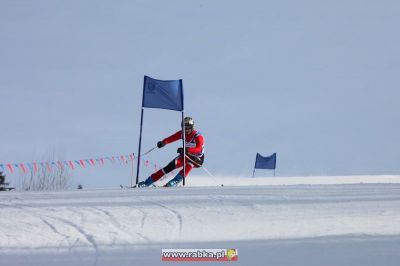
77, 184, 83, 190
0, 172, 15, 191
0, 172, 5, 185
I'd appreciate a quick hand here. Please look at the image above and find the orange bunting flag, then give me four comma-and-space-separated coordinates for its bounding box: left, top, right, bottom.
46, 162, 52, 172
20, 163, 27, 173
7, 164, 13, 173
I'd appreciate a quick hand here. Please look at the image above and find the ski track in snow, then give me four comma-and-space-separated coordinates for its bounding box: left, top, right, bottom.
90, 206, 150, 243
148, 200, 183, 236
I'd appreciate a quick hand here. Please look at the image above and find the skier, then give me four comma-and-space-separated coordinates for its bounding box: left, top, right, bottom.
138, 117, 205, 187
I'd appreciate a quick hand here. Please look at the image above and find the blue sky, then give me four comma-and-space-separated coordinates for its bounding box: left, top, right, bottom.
1, 0, 399, 188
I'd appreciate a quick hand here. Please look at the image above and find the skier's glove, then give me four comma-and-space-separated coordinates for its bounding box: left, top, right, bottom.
177, 147, 185, 155
157, 141, 166, 148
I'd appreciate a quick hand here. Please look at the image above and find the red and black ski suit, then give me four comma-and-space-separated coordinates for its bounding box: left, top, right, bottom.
150, 130, 205, 182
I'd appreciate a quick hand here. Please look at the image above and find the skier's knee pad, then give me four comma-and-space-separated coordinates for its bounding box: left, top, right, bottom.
163, 160, 176, 174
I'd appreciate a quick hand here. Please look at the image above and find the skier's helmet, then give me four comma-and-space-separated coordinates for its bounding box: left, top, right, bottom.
183, 117, 194, 130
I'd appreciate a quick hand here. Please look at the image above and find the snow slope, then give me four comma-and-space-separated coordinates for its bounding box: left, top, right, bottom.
186, 174, 400, 186
1, 176, 400, 266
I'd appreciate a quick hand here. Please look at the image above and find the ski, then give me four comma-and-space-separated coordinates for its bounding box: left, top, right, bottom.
120, 184, 155, 189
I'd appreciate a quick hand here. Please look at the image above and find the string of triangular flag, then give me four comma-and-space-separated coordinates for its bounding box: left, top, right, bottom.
0, 153, 160, 175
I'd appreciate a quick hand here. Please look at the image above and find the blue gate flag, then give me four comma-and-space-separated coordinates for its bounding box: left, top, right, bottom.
255, 153, 277, 170
142, 76, 184, 111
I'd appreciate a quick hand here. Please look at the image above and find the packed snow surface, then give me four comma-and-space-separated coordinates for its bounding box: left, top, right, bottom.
1, 175, 400, 266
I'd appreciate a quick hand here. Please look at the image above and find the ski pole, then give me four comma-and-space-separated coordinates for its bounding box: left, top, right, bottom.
184, 155, 215, 178
184, 154, 220, 186
140, 146, 157, 157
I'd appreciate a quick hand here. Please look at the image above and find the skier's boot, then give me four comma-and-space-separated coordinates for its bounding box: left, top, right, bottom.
137, 176, 155, 188
165, 173, 184, 187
